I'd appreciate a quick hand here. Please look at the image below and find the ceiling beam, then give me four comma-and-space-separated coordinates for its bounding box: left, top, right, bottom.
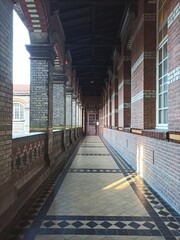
73, 65, 109, 68
66, 43, 121, 47
58, 0, 134, 5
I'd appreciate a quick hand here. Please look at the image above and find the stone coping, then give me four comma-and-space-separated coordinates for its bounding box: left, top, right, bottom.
104, 126, 180, 143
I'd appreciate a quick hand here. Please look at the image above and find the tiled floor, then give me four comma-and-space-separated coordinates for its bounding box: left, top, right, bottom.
6, 136, 180, 240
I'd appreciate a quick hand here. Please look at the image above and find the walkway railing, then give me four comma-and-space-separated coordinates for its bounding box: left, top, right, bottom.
12, 133, 46, 186
12, 128, 83, 187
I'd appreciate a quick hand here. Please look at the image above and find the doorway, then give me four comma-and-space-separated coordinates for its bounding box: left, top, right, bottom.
86, 112, 99, 135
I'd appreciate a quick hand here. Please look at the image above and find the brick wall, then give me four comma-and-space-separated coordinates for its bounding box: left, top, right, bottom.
105, 90, 108, 126
29, 59, 49, 131
108, 79, 112, 126
12, 133, 47, 187
0, 128, 83, 232
100, 0, 180, 216
111, 75, 118, 127
53, 83, 66, 127
53, 73, 66, 128
131, 0, 156, 129
103, 128, 180, 214
118, 51, 131, 127
167, 0, 180, 131
0, 0, 13, 185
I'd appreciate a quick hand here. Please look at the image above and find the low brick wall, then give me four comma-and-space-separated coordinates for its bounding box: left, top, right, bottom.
0, 128, 83, 234
103, 128, 180, 214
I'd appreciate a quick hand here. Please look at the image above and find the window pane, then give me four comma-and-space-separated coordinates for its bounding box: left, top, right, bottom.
13, 103, 24, 120
163, 75, 168, 83
159, 63, 162, 78
163, 43, 167, 58
15, 108, 19, 119
164, 109, 168, 123
20, 110, 24, 119
164, 92, 168, 107
14, 103, 19, 107
159, 48, 162, 62
159, 110, 162, 123
159, 78, 162, 90
159, 94, 163, 108
89, 114, 96, 125
157, 0, 168, 126
163, 60, 167, 74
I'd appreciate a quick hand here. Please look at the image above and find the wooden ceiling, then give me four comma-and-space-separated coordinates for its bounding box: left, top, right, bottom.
51, 0, 136, 96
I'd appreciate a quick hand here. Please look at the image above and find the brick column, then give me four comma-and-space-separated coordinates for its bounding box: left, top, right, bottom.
66, 86, 73, 128
105, 89, 108, 126
168, 0, 180, 131
76, 99, 79, 127
111, 75, 119, 127
72, 95, 77, 128
53, 71, 66, 129
102, 93, 106, 127
118, 51, 131, 127
79, 103, 82, 127
26, 44, 55, 163
131, 0, 156, 129
82, 107, 85, 133
108, 81, 112, 126
0, 0, 13, 185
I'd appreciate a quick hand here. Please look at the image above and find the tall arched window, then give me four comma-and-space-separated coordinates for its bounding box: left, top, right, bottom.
156, 0, 168, 127
13, 103, 25, 120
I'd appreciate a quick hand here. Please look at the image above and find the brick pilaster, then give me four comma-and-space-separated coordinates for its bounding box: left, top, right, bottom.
131, 0, 156, 129
66, 86, 73, 128
72, 95, 77, 128
167, 0, 180, 131
108, 80, 112, 126
102, 94, 106, 127
0, 0, 13, 185
53, 71, 66, 129
26, 44, 56, 163
76, 99, 79, 127
118, 51, 131, 127
105, 86, 108, 126
111, 75, 119, 127
79, 103, 82, 127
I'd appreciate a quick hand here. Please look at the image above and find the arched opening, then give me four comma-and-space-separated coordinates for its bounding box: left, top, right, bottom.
13, 10, 30, 135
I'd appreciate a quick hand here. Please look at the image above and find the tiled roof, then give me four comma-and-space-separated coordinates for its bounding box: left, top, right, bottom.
13, 84, 30, 94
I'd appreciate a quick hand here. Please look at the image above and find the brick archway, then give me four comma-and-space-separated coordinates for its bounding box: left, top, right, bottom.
13, 0, 49, 43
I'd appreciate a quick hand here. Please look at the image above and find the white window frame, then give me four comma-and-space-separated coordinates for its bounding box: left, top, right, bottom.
156, 0, 168, 129
13, 103, 25, 121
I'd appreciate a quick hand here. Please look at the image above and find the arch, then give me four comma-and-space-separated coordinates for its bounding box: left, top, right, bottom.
13, 0, 49, 43
13, 97, 28, 107
52, 31, 65, 67
51, 12, 66, 67
15, 0, 48, 32
54, 42, 64, 68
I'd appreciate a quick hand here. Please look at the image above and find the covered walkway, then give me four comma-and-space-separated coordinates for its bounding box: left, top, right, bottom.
7, 136, 179, 240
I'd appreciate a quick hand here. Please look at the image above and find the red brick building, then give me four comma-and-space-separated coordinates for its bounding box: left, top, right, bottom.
0, 0, 179, 237
13, 84, 30, 135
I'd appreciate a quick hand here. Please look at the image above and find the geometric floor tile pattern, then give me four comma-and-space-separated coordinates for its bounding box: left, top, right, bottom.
6, 136, 180, 240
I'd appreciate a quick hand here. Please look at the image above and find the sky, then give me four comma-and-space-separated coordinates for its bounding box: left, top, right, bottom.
13, 10, 30, 84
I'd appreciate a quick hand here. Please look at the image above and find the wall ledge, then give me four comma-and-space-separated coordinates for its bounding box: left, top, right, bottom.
104, 126, 180, 143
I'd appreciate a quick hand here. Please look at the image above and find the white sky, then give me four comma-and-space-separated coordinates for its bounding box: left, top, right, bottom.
13, 10, 30, 84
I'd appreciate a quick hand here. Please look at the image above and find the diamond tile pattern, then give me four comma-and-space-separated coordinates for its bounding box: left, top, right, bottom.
6, 136, 180, 240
